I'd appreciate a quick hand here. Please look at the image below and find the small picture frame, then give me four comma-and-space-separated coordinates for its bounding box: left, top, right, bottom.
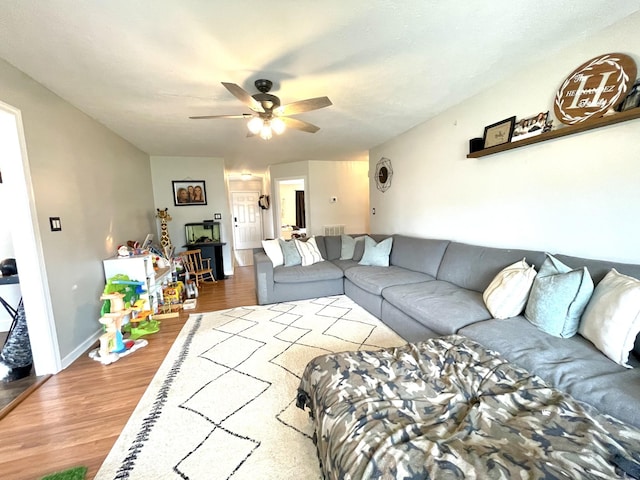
617, 79, 640, 112
512, 111, 551, 142
142, 234, 153, 249
172, 180, 207, 206
214, 213, 222, 220
482, 116, 516, 149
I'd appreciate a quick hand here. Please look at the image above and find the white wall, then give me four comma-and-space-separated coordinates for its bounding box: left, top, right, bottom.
0, 57, 155, 366
268, 160, 370, 238
370, 12, 640, 264
308, 161, 369, 236
150, 156, 233, 276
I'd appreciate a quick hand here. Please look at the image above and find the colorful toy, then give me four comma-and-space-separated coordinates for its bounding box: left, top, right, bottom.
89, 282, 151, 365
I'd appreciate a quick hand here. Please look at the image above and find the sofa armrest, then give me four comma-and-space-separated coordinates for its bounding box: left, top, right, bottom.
253, 251, 275, 304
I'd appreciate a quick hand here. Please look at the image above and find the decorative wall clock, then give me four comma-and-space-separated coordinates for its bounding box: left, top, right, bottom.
375, 157, 393, 192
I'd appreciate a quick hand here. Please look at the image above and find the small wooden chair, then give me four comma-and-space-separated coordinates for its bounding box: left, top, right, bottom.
179, 249, 216, 287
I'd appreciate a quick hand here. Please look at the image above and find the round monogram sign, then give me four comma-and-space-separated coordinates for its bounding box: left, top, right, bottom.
554, 53, 636, 125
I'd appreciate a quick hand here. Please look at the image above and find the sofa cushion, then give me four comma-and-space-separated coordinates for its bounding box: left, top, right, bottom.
437, 242, 546, 292
483, 258, 537, 319
330, 259, 360, 272
322, 235, 342, 260
524, 254, 594, 338
359, 236, 393, 267
278, 239, 301, 267
555, 253, 640, 286
579, 269, 640, 368
273, 261, 343, 283
389, 235, 450, 277
353, 237, 366, 262
460, 316, 640, 428
382, 280, 491, 335
345, 265, 432, 295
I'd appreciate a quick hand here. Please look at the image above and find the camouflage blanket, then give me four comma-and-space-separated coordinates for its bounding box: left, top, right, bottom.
297, 335, 640, 479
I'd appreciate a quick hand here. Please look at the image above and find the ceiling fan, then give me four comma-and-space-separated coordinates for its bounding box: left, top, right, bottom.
189, 79, 332, 139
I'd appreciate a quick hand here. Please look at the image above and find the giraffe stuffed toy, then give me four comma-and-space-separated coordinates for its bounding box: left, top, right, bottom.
156, 208, 173, 258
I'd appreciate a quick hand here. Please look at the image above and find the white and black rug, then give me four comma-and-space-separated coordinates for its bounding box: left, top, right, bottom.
95, 295, 405, 480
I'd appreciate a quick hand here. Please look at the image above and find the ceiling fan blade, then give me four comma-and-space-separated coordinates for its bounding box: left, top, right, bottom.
281, 117, 320, 133
222, 82, 265, 113
275, 96, 332, 116
189, 114, 253, 119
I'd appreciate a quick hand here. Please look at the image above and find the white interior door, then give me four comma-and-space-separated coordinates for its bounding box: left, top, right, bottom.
231, 191, 262, 249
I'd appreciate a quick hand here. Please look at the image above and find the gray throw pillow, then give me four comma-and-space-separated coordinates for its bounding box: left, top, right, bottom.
524, 253, 593, 338
359, 236, 393, 267
340, 235, 356, 260
340, 235, 365, 260
278, 239, 301, 267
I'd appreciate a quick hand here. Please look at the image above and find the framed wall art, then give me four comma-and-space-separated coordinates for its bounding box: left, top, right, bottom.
482, 116, 516, 149
512, 111, 551, 142
172, 180, 207, 206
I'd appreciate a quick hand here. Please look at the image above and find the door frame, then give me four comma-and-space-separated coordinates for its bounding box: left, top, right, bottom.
0, 101, 61, 374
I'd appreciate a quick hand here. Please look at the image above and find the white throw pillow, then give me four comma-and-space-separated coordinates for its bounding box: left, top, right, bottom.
579, 269, 640, 368
295, 237, 324, 266
262, 239, 283, 267
483, 258, 537, 320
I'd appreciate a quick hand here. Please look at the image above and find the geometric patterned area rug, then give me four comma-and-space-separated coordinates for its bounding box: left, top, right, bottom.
95, 295, 405, 480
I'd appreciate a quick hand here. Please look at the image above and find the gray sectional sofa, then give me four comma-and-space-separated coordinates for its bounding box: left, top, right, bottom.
253, 234, 640, 428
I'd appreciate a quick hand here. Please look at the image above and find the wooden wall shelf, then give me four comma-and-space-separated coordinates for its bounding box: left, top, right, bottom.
467, 108, 640, 158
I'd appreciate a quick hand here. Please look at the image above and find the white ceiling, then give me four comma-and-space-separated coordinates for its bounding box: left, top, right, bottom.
0, 1, 638, 172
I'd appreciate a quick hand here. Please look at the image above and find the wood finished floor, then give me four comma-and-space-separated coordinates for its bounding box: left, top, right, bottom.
0, 331, 49, 420
0, 266, 257, 480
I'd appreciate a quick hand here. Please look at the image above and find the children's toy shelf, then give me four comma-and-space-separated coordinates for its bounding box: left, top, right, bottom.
103, 254, 171, 314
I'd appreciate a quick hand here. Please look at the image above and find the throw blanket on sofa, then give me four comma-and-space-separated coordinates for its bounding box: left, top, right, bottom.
297, 335, 640, 479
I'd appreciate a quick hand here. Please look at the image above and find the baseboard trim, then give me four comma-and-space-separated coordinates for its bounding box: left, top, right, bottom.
61, 329, 102, 370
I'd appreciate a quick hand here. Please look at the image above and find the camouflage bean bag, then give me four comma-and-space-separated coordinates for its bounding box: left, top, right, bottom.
297, 335, 640, 479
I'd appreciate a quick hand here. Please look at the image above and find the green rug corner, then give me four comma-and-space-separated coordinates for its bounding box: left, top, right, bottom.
40, 466, 87, 480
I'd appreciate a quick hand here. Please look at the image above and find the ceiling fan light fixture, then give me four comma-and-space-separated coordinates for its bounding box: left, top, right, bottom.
247, 116, 264, 134
271, 117, 286, 135
259, 124, 273, 140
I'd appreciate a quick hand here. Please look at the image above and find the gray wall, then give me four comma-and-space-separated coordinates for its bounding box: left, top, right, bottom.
0, 57, 155, 366
150, 156, 233, 276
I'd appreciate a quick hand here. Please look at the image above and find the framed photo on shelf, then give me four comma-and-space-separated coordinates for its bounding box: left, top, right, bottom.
142, 234, 154, 249
617, 79, 640, 112
172, 180, 207, 206
511, 111, 550, 142
483, 116, 516, 149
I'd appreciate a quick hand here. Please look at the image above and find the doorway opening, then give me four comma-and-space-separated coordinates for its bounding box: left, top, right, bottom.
229, 176, 265, 267
275, 177, 307, 240
0, 101, 60, 379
